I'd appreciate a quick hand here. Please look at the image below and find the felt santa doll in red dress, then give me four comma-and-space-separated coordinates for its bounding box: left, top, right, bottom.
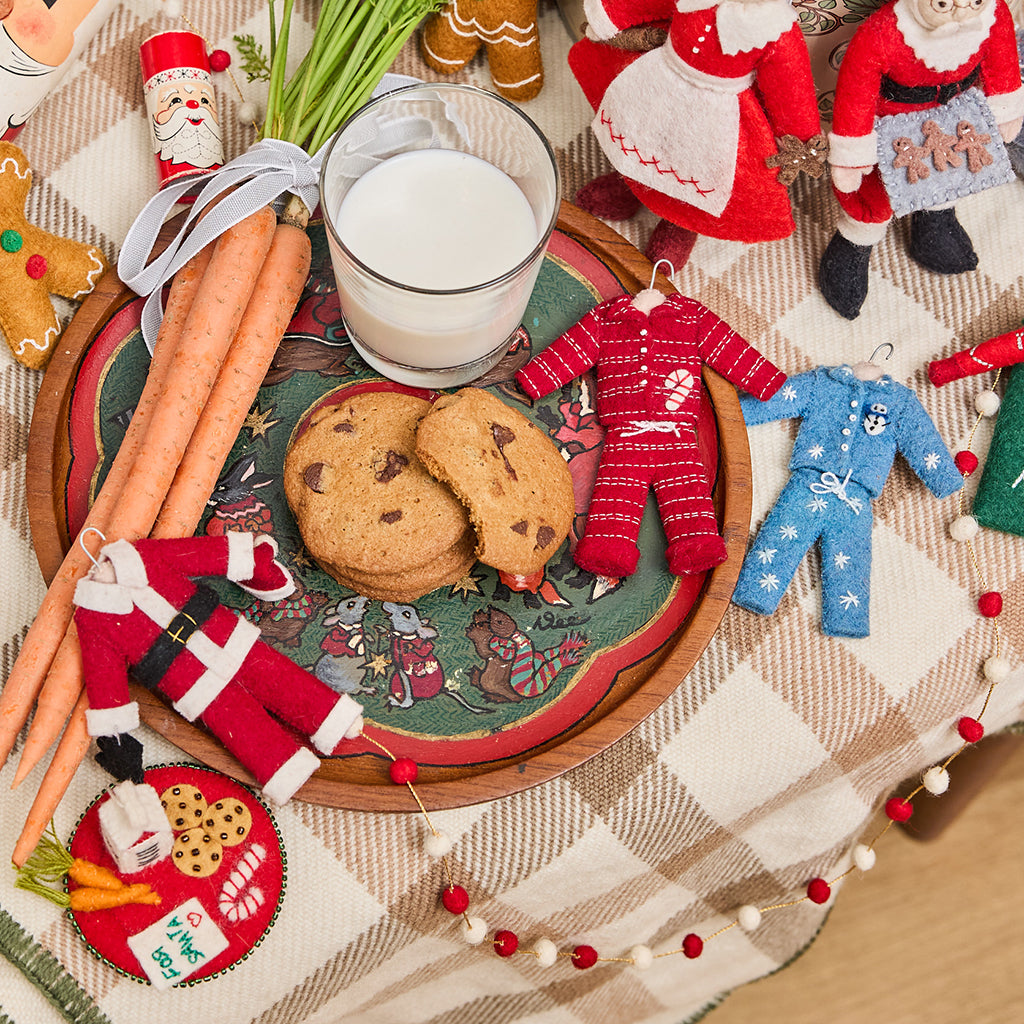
569, 0, 825, 267
819, 0, 1024, 319
73, 532, 364, 806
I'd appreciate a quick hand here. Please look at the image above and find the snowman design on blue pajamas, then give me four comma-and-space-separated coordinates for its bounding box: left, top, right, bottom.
731, 366, 963, 637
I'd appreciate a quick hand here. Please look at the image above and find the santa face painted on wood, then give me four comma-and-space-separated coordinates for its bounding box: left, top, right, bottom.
819, 0, 1024, 319
569, 0, 824, 265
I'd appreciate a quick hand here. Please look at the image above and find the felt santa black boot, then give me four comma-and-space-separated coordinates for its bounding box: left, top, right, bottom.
908, 207, 978, 274
819, 230, 873, 320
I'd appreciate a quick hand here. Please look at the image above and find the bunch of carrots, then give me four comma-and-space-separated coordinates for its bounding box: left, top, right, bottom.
15, 824, 161, 911
0, 0, 440, 867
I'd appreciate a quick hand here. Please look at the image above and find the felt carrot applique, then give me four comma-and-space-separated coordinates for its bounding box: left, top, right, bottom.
13, 821, 161, 911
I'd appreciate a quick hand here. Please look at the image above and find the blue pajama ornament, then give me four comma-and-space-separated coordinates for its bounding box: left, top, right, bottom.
732, 365, 963, 637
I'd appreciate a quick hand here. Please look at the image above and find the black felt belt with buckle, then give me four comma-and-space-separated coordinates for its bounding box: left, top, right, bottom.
880, 67, 980, 107
132, 585, 220, 689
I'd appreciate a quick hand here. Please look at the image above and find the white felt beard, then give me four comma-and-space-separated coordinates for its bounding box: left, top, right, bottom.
674, 0, 798, 55
893, 0, 997, 72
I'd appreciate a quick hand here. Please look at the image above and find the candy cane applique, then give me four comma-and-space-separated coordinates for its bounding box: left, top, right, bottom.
218, 843, 267, 923
663, 369, 696, 411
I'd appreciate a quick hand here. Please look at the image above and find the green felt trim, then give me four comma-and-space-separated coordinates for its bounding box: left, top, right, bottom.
0, 907, 111, 1024
974, 363, 1024, 537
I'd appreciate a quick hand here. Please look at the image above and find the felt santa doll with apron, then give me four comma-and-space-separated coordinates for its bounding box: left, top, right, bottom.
569, 0, 826, 267
819, 0, 1024, 320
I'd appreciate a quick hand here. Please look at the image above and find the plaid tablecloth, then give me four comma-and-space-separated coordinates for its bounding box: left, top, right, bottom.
2, 2, 1023, 1022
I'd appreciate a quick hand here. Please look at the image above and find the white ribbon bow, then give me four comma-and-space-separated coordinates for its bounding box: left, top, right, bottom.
809, 469, 864, 514
116, 138, 326, 352
621, 420, 683, 437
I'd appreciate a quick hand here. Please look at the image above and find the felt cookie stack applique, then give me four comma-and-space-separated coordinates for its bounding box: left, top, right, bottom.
0, 141, 108, 369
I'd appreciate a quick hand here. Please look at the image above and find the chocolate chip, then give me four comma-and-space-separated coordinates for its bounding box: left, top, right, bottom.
304, 462, 327, 492
535, 525, 556, 549
511, 520, 529, 535
380, 510, 403, 524
334, 421, 355, 433
375, 450, 408, 482
491, 423, 518, 481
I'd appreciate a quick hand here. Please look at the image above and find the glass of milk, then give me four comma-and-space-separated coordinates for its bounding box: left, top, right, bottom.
319, 83, 559, 388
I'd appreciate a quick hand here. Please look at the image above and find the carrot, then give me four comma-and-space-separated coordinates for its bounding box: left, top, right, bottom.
11, 623, 83, 789
101, 204, 277, 546
67, 858, 124, 891
69, 883, 161, 911
152, 221, 312, 538
11, 690, 91, 868
0, 243, 215, 771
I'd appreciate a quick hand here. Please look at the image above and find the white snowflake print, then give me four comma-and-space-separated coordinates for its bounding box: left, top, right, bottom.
759, 573, 781, 593
834, 551, 851, 569
756, 547, 777, 564
839, 591, 860, 609
807, 497, 828, 512
924, 452, 941, 470
808, 444, 825, 460
779, 525, 799, 541
781, 384, 798, 401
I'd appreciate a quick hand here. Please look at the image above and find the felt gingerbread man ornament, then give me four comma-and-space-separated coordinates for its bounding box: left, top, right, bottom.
567, 0, 825, 269
0, 141, 107, 369
420, 0, 543, 102
819, 0, 1024, 321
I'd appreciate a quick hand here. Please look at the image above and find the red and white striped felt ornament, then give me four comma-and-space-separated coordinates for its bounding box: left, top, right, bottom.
218, 842, 267, 923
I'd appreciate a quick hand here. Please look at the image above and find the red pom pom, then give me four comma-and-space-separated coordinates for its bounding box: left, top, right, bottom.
25, 253, 47, 279
681, 933, 704, 959
978, 591, 1003, 618
441, 885, 469, 914
806, 877, 831, 904
885, 797, 913, 822
389, 757, 418, 784
209, 48, 231, 72
958, 716, 985, 743
954, 450, 979, 476
571, 944, 598, 969
493, 929, 519, 957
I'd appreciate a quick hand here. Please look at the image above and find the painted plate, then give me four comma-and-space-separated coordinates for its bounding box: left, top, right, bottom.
29, 203, 751, 810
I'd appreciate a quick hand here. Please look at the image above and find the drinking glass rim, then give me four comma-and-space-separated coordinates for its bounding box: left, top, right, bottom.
318, 82, 561, 296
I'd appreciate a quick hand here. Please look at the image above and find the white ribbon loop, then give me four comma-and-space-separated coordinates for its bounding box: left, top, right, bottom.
810, 469, 864, 514
621, 420, 684, 438
117, 138, 325, 352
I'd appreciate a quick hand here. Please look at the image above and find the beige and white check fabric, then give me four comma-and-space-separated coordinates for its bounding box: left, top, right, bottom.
2, 3, 1023, 1023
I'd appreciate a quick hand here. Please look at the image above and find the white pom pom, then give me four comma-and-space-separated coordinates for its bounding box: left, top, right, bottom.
949, 514, 979, 542
238, 101, 259, 124
975, 390, 1001, 417
737, 905, 761, 932
922, 764, 950, 794
984, 655, 1012, 683
424, 831, 452, 858
163, 0, 183, 17
534, 937, 558, 967
852, 843, 876, 871
461, 917, 488, 945
630, 944, 654, 970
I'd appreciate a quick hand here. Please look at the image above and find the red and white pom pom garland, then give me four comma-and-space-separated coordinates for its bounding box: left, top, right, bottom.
350, 370, 1014, 973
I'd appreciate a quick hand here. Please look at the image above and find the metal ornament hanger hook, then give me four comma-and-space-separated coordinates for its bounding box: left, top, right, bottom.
78, 527, 107, 569
869, 342, 894, 364
650, 259, 675, 289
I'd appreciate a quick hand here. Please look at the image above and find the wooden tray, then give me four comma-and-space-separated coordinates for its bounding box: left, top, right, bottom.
27, 201, 752, 812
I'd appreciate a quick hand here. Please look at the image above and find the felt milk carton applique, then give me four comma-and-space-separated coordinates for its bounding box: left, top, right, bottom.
863, 403, 889, 436
663, 369, 695, 411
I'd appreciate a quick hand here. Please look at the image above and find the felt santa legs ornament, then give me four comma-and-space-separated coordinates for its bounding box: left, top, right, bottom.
819, 0, 1024, 320
73, 533, 364, 806
516, 287, 785, 578
569, 0, 825, 268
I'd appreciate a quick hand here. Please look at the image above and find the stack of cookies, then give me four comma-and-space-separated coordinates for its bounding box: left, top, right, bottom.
283, 388, 574, 601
